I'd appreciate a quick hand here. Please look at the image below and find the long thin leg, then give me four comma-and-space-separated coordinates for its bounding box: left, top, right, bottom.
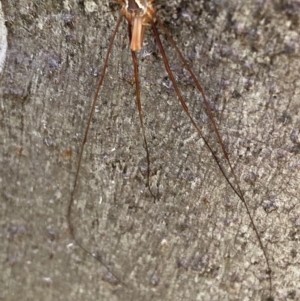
152, 18, 272, 297
67, 13, 125, 285
128, 22, 157, 199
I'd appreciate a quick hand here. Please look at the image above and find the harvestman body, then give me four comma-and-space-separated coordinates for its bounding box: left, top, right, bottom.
67, 0, 273, 298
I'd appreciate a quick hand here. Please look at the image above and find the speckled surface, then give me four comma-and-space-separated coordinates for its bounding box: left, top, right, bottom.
1, 1, 299, 300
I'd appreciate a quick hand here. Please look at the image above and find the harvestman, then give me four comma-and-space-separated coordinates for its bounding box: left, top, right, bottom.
67, 0, 273, 297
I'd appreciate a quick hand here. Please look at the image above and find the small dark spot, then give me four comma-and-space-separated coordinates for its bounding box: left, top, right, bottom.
262, 199, 279, 214
46, 229, 57, 242
62, 11, 76, 29
65, 33, 77, 43
252, 147, 262, 157
289, 230, 299, 242
109, 1, 121, 12
47, 57, 61, 70
277, 111, 292, 125
175, 222, 188, 233
78, 0, 85, 11
244, 171, 258, 185
287, 289, 296, 299
202, 196, 209, 205
289, 145, 300, 155
232, 90, 241, 99
177, 257, 189, 270
4, 87, 29, 102
266, 268, 272, 275
62, 149, 72, 159
290, 249, 297, 258
91, 218, 99, 229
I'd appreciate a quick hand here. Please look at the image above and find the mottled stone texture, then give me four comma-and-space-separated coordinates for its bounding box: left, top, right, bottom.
1, 1, 299, 301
